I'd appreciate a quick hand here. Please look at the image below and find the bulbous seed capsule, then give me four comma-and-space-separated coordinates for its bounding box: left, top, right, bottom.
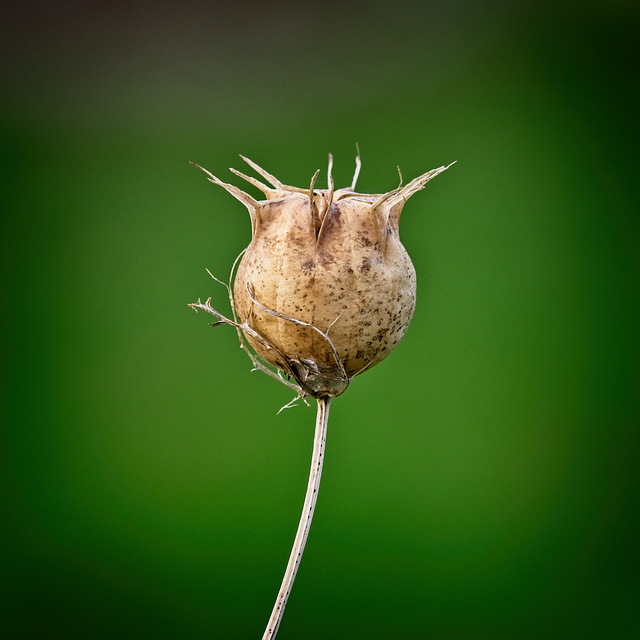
192, 154, 453, 398
189, 152, 453, 640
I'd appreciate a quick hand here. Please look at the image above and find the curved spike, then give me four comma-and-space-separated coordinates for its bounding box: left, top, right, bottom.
229, 167, 273, 196
194, 165, 259, 210
325, 153, 335, 220
314, 153, 335, 244
370, 193, 394, 250
316, 178, 335, 246
239, 155, 285, 189
190, 161, 260, 234
351, 144, 362, 191
308, 168, 320, 210
370, 186, 401, 211
308, 168, 320, 195
327, 153, 334, 190
327, 172, 335, 205
370, 162, 455, 251
383, 162, 455, 209
308, 168, 321, 235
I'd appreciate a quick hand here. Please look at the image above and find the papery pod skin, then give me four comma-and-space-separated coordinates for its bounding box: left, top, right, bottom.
199, 155, 452, 398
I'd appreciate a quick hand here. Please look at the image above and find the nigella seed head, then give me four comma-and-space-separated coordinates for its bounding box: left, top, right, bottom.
188, 150, 456, 640
191, 152, 453, 399
188, 150, 454, 640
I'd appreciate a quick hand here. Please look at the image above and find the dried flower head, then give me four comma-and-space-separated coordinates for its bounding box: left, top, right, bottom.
189, 151, 453, 640
190, 153, 453, 400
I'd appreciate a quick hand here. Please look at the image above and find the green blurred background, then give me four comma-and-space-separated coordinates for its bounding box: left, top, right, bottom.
2, 1, 639, 638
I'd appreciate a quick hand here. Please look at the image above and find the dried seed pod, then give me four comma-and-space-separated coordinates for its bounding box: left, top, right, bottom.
192, 154, 452, 399
189, 152, 453, 640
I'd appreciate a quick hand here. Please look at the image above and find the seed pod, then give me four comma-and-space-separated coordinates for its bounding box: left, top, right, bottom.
193, 154, 452, 399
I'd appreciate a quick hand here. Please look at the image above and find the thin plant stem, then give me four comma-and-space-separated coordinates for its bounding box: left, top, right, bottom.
262, 396, 331, 640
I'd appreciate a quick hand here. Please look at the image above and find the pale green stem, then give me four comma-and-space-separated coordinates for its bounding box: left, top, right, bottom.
261, 396, 331, 640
